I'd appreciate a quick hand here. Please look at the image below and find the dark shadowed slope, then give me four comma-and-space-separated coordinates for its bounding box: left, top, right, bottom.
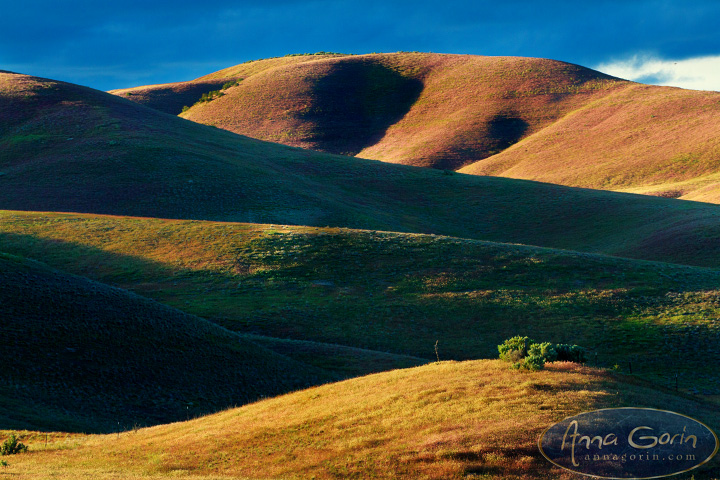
0, 252, 332, 432
4, 71, 720, 267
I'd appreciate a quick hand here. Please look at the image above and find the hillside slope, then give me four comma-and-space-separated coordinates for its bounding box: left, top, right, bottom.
0, 252, 332, 432
460, 83, 720, 202
8, 360, 720, 479
109, 79, 230, 115
118, 53, 720, 201
109, 53, 352, 115
4, 71, 720, 267
3, 212, 720, 396
176, 52, 626, 169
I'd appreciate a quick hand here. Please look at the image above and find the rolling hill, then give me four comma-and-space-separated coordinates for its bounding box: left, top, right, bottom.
115, 52, 720, 202
3, 212, 720, 398
459, 82, 720, 202
108, 53, 352, 116
6, 360, 720, 479
4, 71, 720, 268
175, 52, 627, 169
0, 251, 335, 432
4, 59, 720, 480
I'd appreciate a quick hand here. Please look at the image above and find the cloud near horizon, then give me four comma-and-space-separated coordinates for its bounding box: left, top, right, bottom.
595, 55, 720, 92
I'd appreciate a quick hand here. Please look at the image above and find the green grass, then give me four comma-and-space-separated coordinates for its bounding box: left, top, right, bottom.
3, 212, 720, 399
0, 251, 336, 432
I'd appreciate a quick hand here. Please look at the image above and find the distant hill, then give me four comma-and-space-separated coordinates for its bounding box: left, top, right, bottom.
4, 71, 720, 268
116, 52, 720, 202
108, 53, 352, 116
9, 360, 720, 479
0, 251, 331, 432
175, 52, 627, 170
109, 79, 230, 115
459, 83, 720, 202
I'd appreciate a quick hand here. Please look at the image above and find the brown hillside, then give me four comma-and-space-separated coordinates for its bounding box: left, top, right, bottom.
9, 361, 720, 479
459, 83, 720, 201
109, 79, 229, 115
120, 53, 720, 201
176, 53, 627, 169
110, 54, 352, 115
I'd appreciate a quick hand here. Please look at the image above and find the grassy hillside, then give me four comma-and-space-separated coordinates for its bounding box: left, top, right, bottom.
4, 72, 720, 267
109, 53, 352, 115
3, 212, 720, 397
460, 83, 720, 202
176, 52, 626, 169
109, 79, 231, 115
0, 251, 337, 432
118, 52, 720, 201
6, 360, 720, 479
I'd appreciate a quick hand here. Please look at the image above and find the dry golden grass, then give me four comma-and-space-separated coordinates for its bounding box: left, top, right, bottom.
5, 360, 720, 479
459, 83, 720, 201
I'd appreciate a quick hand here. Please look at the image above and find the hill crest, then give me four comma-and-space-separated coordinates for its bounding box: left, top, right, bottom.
113, 52, 720, 201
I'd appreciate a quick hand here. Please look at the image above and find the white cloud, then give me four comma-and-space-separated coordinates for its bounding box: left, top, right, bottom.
594, 54, 720, 92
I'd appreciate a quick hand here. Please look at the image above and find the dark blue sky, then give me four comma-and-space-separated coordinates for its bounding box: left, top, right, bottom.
2, 1, 720, 91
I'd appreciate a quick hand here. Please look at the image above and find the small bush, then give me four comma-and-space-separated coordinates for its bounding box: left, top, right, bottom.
512, 353, 545, 371
554, 344, 588, 364
1, 434, 28, 455
181, 105, 190, 113
498, 336, 534, 362
198, 90, 224, 103
498, 337, 586, 371
532, 342, 558, 363
222, 80, 241, 90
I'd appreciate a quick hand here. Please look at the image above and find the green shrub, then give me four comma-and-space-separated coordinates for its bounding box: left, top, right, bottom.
198, 90, 224, 103
532, 342, 558, 363
498, 336, 534, 362
554, 344, 588, 364
222, 80, 241, 90
512, 353, 545, 371
0, 434, 28, 455
181, 105, 190, 113
498, 337, 586, 371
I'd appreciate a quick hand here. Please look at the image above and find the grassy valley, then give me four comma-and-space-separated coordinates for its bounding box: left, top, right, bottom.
3, 212, 720, 399
3, 71, 720, 268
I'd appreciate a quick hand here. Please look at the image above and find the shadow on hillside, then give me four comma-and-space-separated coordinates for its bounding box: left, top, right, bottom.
0, 231, 428, 431
122, 80, 229, 115
487, 114, 528, 153
423, 113, 529, 171
299, 59, 423, 156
